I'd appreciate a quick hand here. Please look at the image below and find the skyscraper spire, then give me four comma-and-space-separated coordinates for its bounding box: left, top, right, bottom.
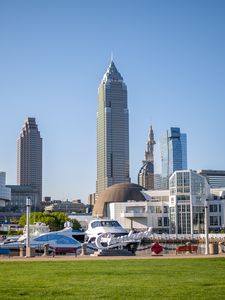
138, 126, 155, 190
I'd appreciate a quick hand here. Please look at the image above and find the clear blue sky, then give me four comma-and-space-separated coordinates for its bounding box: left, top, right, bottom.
0, 0, 225, 203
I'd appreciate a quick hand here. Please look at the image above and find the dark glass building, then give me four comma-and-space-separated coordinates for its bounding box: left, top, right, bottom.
159, 127, 187, 189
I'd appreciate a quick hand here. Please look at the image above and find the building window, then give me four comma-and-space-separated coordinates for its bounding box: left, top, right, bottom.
150, 206, 155, 213
177, 195, 190, 201
210, 216, 218, 226
164, 217, 169, 226
183, 172, 190, 186
158, 217, 162, 227
163, 206, 168, 213
156, 206, 162, 213
210, 205, 217, 213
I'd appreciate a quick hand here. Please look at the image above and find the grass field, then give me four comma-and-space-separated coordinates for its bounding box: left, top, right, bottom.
0, 258, 225, 299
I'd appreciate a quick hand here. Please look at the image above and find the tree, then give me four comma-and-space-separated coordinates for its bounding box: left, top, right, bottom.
18, 212, 71, 231
69, 218, 82, 230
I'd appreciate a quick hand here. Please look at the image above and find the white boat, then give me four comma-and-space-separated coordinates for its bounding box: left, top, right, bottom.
85, 219, 128, 243
0, 223, 84, 248
17, 222, 50, 242
53, 226, 85, 243
0, 227, 82, 253
28, 230, 81, 253
85, 219, 139, 254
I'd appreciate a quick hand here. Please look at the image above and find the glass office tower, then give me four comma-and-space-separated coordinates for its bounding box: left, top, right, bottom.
160, 127, 187, 189
96, 61, 130, 195
169, 170, 209, 234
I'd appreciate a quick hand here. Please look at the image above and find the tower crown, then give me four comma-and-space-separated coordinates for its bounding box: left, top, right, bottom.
102, 61, 123, 83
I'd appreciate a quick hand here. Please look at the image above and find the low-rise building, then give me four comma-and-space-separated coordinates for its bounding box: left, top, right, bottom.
93, 170, 225, 234
44, 199, 86, 214
197, 170, 225, 188
5, 185, 39, 213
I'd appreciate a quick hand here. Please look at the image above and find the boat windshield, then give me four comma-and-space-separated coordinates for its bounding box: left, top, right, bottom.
91, 220, 121, 228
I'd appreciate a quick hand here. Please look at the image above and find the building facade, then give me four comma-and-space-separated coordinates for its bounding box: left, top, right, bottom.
108, 190, 170, 232
44, 199, 86, 214
5, 185, 39, 213
208, 188, 225, 230
98, 170, 225, 234
17, 118, 42, 206
96, 61, 130, 195
87, 193, 96, 213
138, 126, 155, 190
169, 170, 210, 234
197, 170, 225, 188
0, 172, 11, 208
158, 127, 187, 189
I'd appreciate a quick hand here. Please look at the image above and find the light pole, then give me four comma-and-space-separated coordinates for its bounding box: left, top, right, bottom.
26, 197, 31, 258
204, 200, 209, 255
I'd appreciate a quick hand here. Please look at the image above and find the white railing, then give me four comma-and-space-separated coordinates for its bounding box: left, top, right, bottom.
120, 212, 148, 218
141, 233, 225, 241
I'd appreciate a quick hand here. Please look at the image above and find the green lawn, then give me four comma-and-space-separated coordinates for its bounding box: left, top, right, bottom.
0, 258, 225, 299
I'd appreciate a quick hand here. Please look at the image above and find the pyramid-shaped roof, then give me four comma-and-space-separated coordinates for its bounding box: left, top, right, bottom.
102, 61, 123, 82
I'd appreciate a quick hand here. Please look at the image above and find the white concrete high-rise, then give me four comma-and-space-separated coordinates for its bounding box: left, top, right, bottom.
17, 118, 42, 205
96, 61, 130, 195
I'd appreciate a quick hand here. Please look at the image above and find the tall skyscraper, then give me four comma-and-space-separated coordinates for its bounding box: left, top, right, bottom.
17, 117, 42, 205
159, 127, 187, 189
138, 126, 156, 190
96, 61, 130, 195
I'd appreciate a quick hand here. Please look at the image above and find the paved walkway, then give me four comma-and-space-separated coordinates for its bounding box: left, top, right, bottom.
1, 253, 225, 262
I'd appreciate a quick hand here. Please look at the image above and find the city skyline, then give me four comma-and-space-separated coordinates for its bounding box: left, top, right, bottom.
0, 1, 225, 203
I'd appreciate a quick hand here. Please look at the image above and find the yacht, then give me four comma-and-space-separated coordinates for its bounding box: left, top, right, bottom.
54, 226, 85, 243
18, 222, 50, 242
85, 219, 139, 254
0, 231, 81, 252
0, 225, 84, 253
85, 219, 128, 243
